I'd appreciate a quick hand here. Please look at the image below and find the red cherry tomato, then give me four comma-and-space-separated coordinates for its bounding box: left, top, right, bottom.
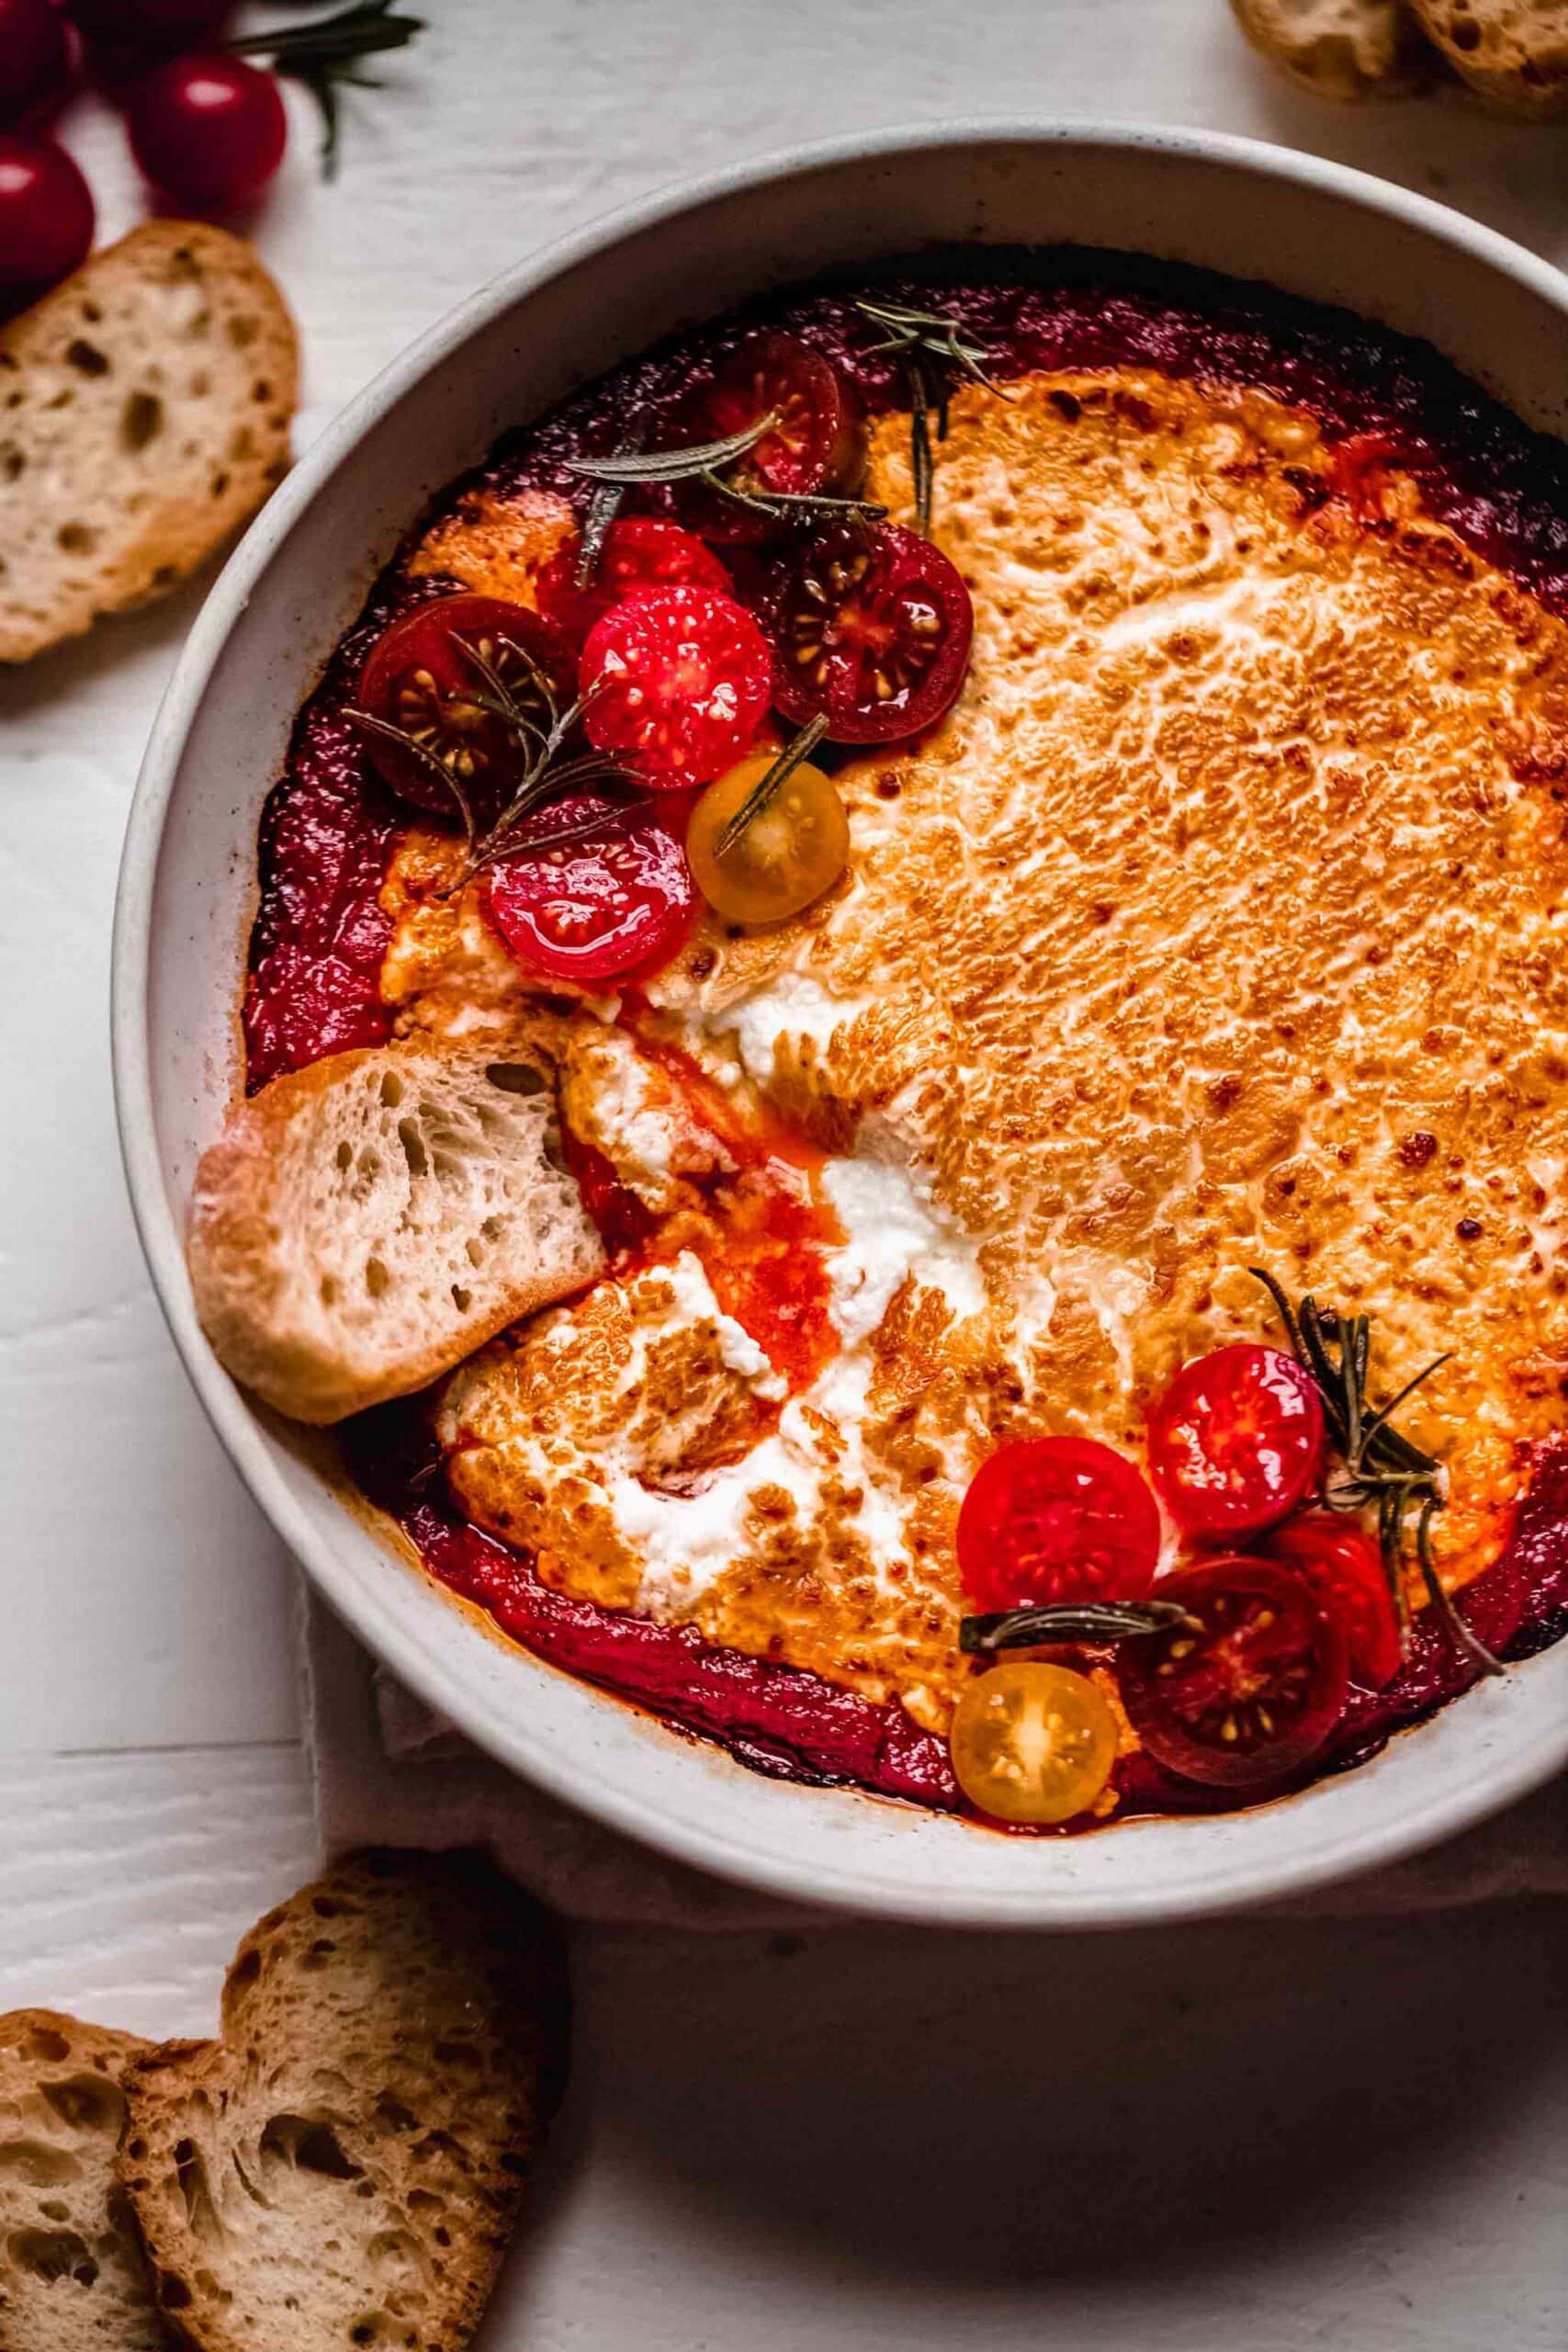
357, 594, 573, 828
760, 522, 973, 743
0, 133, 91, 312
1145, 1341, 1325, 1540
1266, 1513, 1403, 1689
535, 516, 732, 653
677, 329, 864, 544
0, 0, 71, 130
956, 1436, 1162, 1614
482, 792, 696, 985
1119, 1557, 1349, 1787
127, 53, 286, 213
581, 584, 773, 788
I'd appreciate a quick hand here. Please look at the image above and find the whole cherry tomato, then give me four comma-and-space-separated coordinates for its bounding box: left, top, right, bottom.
1145, 1341, 1325, 1540
0, 132, 91, 312
580, 584, 773, 788
482, 792, 696, 985
956, 1435, 1162, 1614
758, 521, 973, 742
1266, 1513, 1403, 1689
0, 0, 73, 130
1119, 1556, 1349, 1788
127, 52, 287, 213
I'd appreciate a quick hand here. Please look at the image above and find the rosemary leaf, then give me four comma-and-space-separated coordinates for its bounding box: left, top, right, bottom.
344, 707, 476, 851
960, 1599, 1198, 1656
712, 715, 829, 861
1416, 1496, 1504, 1679
564, 414, 779, 488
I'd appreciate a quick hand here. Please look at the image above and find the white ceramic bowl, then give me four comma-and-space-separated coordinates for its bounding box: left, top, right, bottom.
114, 122, 1568, 1926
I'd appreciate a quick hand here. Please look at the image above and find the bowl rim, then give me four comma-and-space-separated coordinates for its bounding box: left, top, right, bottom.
112, 117, 1568, 1926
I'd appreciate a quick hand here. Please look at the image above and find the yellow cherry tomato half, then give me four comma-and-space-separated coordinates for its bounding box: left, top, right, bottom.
949, 1661, 1119, 1826
687, 750, 850, 924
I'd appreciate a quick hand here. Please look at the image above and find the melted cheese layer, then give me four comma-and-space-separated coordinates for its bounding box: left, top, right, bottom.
407, 366, 1568, 1726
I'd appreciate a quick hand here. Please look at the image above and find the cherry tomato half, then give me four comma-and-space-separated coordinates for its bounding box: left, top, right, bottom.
677, 330, 864, 544
1119, 1557, 1348, 1788
127, 53, 286, 213
357, 594, 573, 829
535, 516, 732, 654
0, 0, 72, 130
1146, 1342, 1325, 1540
482, 792, 695, 985
956, 1435, 1162, 1614
760, 522, 973, 743
0, 133, 91, 313
949, 1660, 1119, 1826
581, 584, 773, 788
687, 748, 849, 925
1266, 1513, 1403, 1689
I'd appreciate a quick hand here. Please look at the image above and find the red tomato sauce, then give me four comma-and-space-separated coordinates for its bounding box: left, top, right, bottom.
253, 252, 1568, 1820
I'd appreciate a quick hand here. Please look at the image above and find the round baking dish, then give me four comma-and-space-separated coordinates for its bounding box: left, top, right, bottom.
113, 121, 1568, 1926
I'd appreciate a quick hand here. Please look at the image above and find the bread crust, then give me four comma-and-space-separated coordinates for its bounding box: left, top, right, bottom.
187, 1022, 604, 1425
1407, 0, 1568, 112
1230, 0, 1430, 94
0, 220, 299, 663
0, 2008, 166, 2352
114, 1852, 568, 2352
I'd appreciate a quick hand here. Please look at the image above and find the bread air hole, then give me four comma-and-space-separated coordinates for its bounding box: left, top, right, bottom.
397, 1118, 428, 1178
0, 2138, 82, 2186
366, 1259, 389, 1298
258, 2114, 363, 2182
8, 2226, 97, 2286
16, 2026, 69, 2064
173, 2138, 223, 2245
41, 2074, 123, 2134
484, 1062, 546, 1096
451, 1285, 472, 1313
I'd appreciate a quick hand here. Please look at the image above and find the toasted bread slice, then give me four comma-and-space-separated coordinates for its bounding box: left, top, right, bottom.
1407, 0, 1568, 110
1230, 0, 1430, 93
0, 2008, 167, 2352
116, 1852, 568, 2352
0, 221, 298, 663
186, 1025, 604, 1424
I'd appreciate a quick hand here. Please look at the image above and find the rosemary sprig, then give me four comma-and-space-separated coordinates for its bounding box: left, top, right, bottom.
348, 628, 638, 879
566, 415, 884, 529
711, 714, 829, 860
574, 429, 645, 590
231, 1, 425, 178
345, 705, 479, 848
564, 416, 781, 487
1252, 1269, 1503, 1678
853, 297, 1003, 537
960, 1599, 1199, 1657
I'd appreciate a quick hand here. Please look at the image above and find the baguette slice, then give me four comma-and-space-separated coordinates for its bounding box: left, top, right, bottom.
1407, 0, 1568, 110
1230, 0, 1430, 93
0, 2008, 167, 2352
187, 1027, 604, 1424
117, 1851, 569, 2352
0, 221, 298, 663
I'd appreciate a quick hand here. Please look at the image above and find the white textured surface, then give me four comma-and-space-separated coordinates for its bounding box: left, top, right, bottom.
1, 1, 1567, 2341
